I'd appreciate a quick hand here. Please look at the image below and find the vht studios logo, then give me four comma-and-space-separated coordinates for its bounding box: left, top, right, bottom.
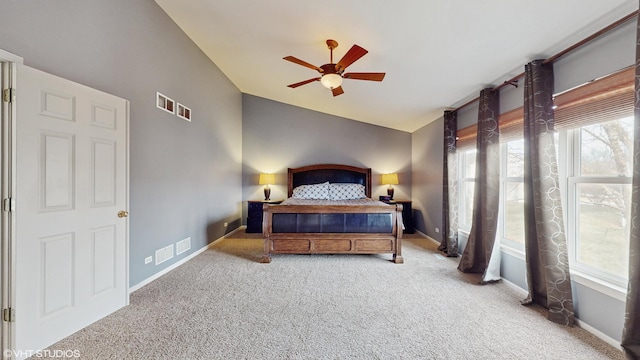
4, 349, 81, 358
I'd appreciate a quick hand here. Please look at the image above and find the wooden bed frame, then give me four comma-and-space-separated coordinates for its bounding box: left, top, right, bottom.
261, 164, 404, 264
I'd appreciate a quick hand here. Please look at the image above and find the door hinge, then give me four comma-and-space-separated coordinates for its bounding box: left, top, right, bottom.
2, 88, 15, 103
2, 198, 15, 212
3, 308, 15, 322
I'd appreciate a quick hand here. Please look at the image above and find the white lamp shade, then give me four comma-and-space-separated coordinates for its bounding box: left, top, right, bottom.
320, 73, 343, 89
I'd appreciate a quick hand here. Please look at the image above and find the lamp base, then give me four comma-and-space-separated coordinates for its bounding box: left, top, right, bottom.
264, 187, 271, 201
387, 187, 394, 200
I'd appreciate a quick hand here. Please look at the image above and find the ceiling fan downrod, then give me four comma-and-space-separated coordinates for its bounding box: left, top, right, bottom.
326, 39, 338, 64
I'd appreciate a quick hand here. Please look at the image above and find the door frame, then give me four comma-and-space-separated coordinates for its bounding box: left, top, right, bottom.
0, 48, 23, 359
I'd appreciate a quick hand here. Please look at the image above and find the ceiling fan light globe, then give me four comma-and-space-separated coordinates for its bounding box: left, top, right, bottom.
321, 73, 343, 89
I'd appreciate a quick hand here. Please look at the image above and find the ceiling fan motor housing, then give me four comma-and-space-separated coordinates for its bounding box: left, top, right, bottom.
320, 63, 339, 75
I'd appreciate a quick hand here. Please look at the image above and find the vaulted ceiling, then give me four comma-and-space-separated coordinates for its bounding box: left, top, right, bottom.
155, 0, 637, 133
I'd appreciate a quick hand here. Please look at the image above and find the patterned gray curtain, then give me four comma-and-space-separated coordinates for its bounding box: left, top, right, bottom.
439, 110, 459, 257
521, 60, 574, 326
621, 10, 640, 357
458, 88, 501, 283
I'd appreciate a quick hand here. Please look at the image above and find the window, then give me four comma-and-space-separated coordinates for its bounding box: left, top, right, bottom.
458, 149, 476, 232
566, 116, 633, 287
501, 139, 525, 247
556, 66, 634, 288
454, 66, 633, 290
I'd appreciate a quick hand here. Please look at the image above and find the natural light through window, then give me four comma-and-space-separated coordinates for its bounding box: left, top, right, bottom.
502, 139, 525, 247
458, 149, 476, 232
457, 115, 632, 289
568, 116, 632, 286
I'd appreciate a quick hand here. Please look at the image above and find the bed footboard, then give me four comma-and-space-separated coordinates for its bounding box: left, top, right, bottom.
261, 203, 404, 264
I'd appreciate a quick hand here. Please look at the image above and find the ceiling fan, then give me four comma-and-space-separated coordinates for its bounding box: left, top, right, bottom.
284, 39, 386, 97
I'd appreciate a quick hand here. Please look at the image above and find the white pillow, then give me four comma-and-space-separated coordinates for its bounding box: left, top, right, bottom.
292, 182, 330, 199
329, 183, 366, 200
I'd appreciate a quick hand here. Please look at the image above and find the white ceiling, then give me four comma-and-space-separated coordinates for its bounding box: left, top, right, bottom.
155, 0, 637, 133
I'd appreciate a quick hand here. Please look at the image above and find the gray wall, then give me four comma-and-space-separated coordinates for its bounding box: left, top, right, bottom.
242, 94, 411, 220
411, 117, 443, 241
0, 0, 243, 287
411, 17, 635, 342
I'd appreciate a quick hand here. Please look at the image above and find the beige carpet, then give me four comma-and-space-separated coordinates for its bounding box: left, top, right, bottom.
40, 230, 624, 359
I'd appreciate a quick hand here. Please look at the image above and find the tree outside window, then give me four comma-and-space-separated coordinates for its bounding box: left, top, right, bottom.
571, 116, 633, 284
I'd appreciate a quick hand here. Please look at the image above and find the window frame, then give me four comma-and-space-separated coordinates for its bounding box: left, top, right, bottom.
499, 139, 525, 251
565, 126, 632, 289
457, 148, 476, 234
453, 66, 633, 296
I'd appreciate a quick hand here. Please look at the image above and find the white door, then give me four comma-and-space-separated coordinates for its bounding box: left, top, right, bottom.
15, 64, 129, 355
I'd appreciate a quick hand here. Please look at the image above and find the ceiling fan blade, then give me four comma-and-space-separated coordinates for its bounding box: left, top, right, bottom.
332, 86, 344, 97
287, 77, 321, 88
335, 45, 368, 72
343, 72, 386, 81
283, 56, 323, 72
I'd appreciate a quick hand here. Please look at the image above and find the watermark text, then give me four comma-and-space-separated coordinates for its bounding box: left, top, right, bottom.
4, 349, 80, 358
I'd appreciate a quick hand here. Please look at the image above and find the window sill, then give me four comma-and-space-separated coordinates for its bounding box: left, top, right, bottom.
461, 231, 627, 302
570, 270, 627, 302
498, 245, 626, 302
500, 244, 525, 260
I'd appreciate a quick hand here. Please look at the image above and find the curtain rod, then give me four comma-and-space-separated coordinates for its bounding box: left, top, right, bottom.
452, 10, 639, 113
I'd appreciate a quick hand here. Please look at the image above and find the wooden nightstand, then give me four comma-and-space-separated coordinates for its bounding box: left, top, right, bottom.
246, 200, 282, 233
381, 199, 414, 234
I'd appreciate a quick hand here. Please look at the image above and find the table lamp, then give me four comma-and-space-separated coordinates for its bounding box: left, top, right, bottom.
259, 173, 275, 200
381, 173, 399, 199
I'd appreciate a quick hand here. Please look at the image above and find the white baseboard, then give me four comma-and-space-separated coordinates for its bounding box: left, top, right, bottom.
575, 318, 622, 351
499, 277, 622, 351
500, 277, 528, 295
414, 229, 441, 246
128, 227, 243, 293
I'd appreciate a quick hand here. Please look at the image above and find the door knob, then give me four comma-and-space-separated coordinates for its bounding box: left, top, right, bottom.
118, 210, 129, 218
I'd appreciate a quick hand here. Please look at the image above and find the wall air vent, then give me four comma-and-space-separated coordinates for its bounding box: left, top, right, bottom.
156, 92, 175, 114
176, 237, 191, 255
155, 244, 174, 265
177, 103, 191, 122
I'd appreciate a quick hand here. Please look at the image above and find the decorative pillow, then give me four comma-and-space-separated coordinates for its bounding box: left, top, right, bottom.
329, 183, 366, 200
292, 182, 330, 199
